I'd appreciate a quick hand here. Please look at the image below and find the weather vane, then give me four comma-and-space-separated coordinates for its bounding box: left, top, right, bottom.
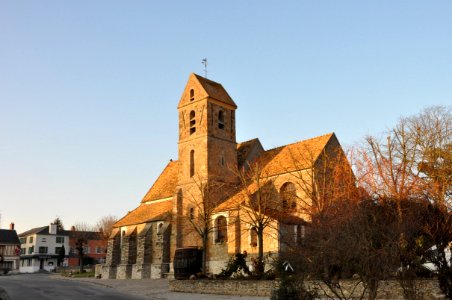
201, 58, 208, 78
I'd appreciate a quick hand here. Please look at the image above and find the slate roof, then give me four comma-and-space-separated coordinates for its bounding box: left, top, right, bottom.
0, 229, 20, 245
114, 200, 173, 228
192, 73, 237, 108
141, 160, 179, 203
19, 226, 67, 237
67, 231, 102, 240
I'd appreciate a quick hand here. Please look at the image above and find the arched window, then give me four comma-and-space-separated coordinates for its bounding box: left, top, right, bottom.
157, 222, 164, 235
215, 216, 227, 243
250, 227, 258, 247
189, 207, 195, 220
190, 150, 195, 177
189, 111, 196, 135
218, 110, 225, 130
280, 182, 297, 209
189, 89, 194, 101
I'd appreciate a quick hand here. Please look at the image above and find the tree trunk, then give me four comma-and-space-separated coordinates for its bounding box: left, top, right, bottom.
257, 226, 264, 275
202, 233, 208, 274
367, 278, 378, 300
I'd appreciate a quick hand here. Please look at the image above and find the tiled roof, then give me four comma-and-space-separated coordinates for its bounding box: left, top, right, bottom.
114, 200, 173, 228
141, 161, 179, 203
257, 133, 335, 177
0, 229, 20, 245
216, 133, 335, 212
193, 74, 237, 108
237, 138, 263, 168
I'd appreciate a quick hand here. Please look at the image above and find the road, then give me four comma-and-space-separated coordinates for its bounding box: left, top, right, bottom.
0, 273, 270, 300
0, 273, 145, 300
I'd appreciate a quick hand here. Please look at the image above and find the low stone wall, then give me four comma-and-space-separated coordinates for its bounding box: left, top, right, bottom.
169, 279, 445, 299
169, 279, 274, 297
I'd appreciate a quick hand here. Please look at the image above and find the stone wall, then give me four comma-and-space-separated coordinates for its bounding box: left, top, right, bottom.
169, 279, 274, 297
169, 279, 445, 299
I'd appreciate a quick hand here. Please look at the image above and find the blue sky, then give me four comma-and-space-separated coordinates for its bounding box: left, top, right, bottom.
1, 1, 451, 233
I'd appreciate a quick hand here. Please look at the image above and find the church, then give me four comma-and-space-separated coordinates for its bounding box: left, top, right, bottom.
101, 73, 353, 279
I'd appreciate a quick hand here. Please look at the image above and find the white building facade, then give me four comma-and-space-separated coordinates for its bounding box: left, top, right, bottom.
19, 224, 70, 273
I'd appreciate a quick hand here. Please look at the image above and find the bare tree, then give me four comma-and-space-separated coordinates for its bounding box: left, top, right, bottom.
70, 222, 95, 272
182, 176, 227, 274
234, 162, 280, 275
95, 215, 117, 241
288, 140, 360, 219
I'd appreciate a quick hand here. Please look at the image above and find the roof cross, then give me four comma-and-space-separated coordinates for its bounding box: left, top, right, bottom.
201, 58, 208, 78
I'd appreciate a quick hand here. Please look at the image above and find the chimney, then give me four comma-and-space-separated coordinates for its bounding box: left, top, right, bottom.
10, 222, 15, 230
49, 223, 57, 235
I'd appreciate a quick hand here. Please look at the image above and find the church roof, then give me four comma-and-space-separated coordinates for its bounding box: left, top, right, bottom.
257, 133, 335, 177
215, 133, 336, 212
114, 200, 173, 228
237, 138, 263, 168
193, 74, 237, 108
178, 73, 237, 109
141, 160, 179, 203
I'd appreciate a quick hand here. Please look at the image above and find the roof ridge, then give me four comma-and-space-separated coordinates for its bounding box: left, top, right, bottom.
264, 132, 334, 152
192, 73, 223, 86
237, 138, 260, 146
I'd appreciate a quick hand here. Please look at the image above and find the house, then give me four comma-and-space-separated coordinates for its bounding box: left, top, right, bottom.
101, 73, 354, 279
0, 223, 20, 274
67, 226, 107, 267
18, 223, 69, 273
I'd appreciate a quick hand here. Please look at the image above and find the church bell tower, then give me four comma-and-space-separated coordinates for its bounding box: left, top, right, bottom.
177, 73, 238, 185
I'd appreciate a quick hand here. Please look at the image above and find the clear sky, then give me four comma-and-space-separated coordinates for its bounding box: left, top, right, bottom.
1, 1, 451, 234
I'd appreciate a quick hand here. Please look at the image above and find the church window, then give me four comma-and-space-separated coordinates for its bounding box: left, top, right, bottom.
190, 150, 195, 177
190, 89, 194, 101
189, 110, 196, 135
280, 182, 297, 209
218, 110, 225, 130
215, 216, 227, 243
189, 207, 195, 220
157, 222, 164, 235
250, 227, 258, 247
221, 156, 225, 166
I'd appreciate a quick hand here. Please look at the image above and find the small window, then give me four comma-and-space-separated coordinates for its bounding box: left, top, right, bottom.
190, 150, 195, 177
38, 246, 48, 254
190, 89, 194, 101
41, 237, 46, 242
28, 246, 34, 254
215, 216, 227, 243
55, 247, 61, 254
189, 207, 195, 220
189, 111, 196, 135
218, 110, 225, 130
29, 236, 34, 243
250, 227, 258, 247
221, 156, 225, 166
19, 237, 26, 244
157, 222, 164, 235
56, 236, 64, 243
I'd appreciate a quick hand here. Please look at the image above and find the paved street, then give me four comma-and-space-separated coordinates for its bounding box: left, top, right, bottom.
0, 273, 145, 300
0, 273, 269, 300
